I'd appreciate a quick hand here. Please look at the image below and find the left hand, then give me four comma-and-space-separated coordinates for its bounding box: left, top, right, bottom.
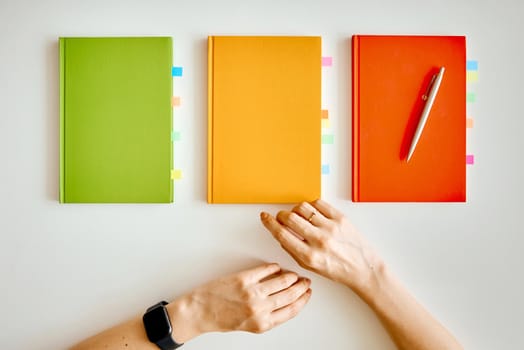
260, 199, 382, 296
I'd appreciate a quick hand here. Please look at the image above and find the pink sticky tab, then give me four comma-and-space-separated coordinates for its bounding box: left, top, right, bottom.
321, 56, 333, 67
466, 155, 475, 165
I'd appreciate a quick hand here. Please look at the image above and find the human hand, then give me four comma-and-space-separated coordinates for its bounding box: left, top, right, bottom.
168, 263, 311, 342
260, 199, 382, 296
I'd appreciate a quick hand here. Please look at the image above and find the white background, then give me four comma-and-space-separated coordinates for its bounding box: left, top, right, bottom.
1, 0, 523, 349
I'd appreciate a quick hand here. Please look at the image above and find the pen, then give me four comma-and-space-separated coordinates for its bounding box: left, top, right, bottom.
406, 66, 446, 162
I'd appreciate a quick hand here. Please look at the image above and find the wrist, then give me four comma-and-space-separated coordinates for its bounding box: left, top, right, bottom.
348, 258, 389, 306
167, 293, 204, 344
355, 262, 396, 310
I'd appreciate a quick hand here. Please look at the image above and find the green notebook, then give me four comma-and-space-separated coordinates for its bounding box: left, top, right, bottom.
60, 37, 173, 203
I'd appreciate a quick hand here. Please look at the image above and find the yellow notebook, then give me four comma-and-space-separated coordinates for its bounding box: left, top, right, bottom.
208, 36, 321, 203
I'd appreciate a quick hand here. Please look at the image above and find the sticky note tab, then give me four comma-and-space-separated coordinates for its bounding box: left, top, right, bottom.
171, 131, 181, 141
321, 110, 329, 119
466, 118, 474, 128
321, 134, 334, 144
466, 60, 478, 71
171, 169, 182, 180
466, 92, 476, 103
466, 155, 475, 165
467, 71, 478, 82
321, 164, 330, 174
171, 96, 181, 106
321, 56, 333, 67
321, 119, 331, 129
172, 66, 183, 77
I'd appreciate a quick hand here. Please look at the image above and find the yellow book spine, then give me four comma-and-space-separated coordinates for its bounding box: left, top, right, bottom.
207, 36, 214, 203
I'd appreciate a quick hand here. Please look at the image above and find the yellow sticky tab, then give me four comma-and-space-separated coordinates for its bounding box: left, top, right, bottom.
466, 71, 478, 82
171, 169, 182, 180
321, 119, 331, 129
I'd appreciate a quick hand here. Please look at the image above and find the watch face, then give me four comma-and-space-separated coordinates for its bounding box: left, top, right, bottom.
143, 306, 172, 342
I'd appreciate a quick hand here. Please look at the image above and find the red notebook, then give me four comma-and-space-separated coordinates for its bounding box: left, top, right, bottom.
352, 35, 466, 202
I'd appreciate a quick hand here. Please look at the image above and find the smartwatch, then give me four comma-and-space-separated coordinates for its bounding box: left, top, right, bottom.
143, 301, 183, 350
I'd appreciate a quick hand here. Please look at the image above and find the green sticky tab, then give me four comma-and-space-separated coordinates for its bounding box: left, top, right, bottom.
171, 131, 181, 141
321, 134, 334, 144
466, 92, 476, 103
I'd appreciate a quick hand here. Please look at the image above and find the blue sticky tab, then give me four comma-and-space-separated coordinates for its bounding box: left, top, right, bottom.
466, 60, 478, 71
172, 66, 183, 76
321, 164, 330, 175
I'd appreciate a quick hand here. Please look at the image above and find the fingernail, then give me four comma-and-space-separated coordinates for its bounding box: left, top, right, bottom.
260, 212, 269, 220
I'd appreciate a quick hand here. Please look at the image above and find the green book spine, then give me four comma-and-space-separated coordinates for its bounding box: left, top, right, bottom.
59, 38, 65, 203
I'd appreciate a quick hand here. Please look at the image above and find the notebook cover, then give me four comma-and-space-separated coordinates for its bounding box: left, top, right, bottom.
208, 36, 321, 203
352, 35, 466, 202
59, 37, 173, 203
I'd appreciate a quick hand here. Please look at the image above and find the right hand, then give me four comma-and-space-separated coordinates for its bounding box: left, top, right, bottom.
260, 199, 383, 295
169, 263, 311, 342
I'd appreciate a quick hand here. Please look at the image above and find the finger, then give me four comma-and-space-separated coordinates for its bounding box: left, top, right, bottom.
261, 212, 310, 257
276, 210, 321, 243
310, 199, 344, 220
280, 244, 311, 271
270, 288, 312, 327
241, 263, 281, 284
269, 278, 311, 311
291, 202, 329, 227
258, 271, 298, 296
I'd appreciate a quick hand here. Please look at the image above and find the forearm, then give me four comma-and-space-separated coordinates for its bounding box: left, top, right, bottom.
70, 316, 156, 350
356, 263, 463, 350
70, 263, 310, 349
70, 298, 199, 350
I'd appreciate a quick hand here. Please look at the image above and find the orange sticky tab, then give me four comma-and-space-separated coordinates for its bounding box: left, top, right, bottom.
171, 96, 181, 107
321, 110, 329, 119
466, 118, 474, 128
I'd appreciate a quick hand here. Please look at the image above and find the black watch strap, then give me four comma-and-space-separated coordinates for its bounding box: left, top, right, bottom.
146, 301, 183, 350
157, 336, 182, 350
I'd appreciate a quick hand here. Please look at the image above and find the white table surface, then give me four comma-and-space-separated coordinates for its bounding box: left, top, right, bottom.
1, 0, 523, 349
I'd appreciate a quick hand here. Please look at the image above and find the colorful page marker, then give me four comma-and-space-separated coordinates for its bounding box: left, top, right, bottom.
466, 60, 478, 71
321, 134, 334, 144
171, 96, 181, 106
467, 71, 478, 82
322, 56, 333, 67
171, 169, 183, 180
321, 110, 329, 119
321, 119, 331, 129
466, 118, 474, 129
321, 164, 330, 174
171, 131, 181, 141
466, 92, 476, 102
172, 66, 183, 77
466, 155, 475, 165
